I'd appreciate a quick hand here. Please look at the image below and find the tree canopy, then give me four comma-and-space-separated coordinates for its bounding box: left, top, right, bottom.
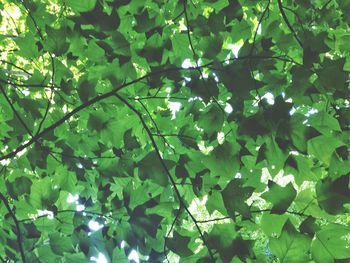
1, 0, 350, 262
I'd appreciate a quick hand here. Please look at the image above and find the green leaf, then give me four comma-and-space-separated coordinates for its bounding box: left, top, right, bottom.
77, 77, 96, 103
204, 141, 240, 177
1, 0, 350, 261
66, 0, 97, 12
49, 233, 73, 255
222, 179, 254, 218
270, 220, 311, 263
260, 213, 288, 237
112, 247, 129, 263
6, 176, 32, 199
138, 152, 168, 186
311, 224, 350, 262
29, 177, 59, 209
262, 181, 297, 214
44, 26, 69, 56
166, 231, 193, 257
197, 104, 224, 135
307, 135, 343, 165
316, 174, 350, 214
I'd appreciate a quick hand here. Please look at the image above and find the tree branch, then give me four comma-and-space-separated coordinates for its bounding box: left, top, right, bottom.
0, 59, 32, 76
115, 93, 215, 260
0, 193, 26, 263
0, 85, 33, 136
164, 205, 183, 263
0, 66, 201, 162
249, 0, 270, 107
19, 209, 120, 223
0, 54, 298, 162
277, 0, 303, 48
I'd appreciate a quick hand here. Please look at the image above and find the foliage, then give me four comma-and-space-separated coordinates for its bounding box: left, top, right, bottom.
0, 0, 350, 262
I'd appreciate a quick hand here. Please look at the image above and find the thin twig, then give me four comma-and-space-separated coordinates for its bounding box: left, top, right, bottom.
164, 205, 183, 263
0, 78, 50, 88
0, 85, 33, 136
137, 99, 173, 151
0, 66, 201, 161
277, 0, 303, 48
19, 209, 120, 223
115, 94, 215, 260
130, 96, 189, 101
0, 193, 26, 263
197, 208, 309, 224
0, 55, 298, 162
0, 60, 32, 76
282, 6, 306, 33
249, 0, 270, 106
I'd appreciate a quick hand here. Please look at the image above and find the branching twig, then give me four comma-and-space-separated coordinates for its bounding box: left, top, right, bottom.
277, 0, 303, 48
164, 205, 183, 263
0, 193, 26, 263
249, 0, 270, 106
0, 66, 202, 161
0, 55, 298, 162
196, 208, 309, 224
0, 78, 50, 88
49, 149, 115, 160
152, 133, 197, 141
282, 6, 306, 33
0, 60, 32, 76
130, 96, 189, 101
18, 0, 56, 136
19, 209, 120, 223
0, 85, 33, 136
136, 99, 173, 152
115, 94, 215, 260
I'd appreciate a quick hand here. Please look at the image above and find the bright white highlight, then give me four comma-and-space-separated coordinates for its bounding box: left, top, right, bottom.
67, 193, 79, 203
224, 103, 233, 113
263, 92, 274, 105
88, 220, 103, 231
181, 58, 194, 68
90, 253, 108, 263
76, 204, 85, 211
128, 250, 140, 263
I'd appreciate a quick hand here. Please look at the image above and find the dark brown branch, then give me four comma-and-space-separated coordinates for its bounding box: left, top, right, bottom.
115, 94, 215, 260
19, 0, 43, 39
130, 96, 189, 101
0, 85, 33, 136
0, 66, 201, 162
250, 1, 271, 55
0, 78, 50, 88
49, 149, 115, 160
197, 209, 309, 224
0, 60, 32, 76
183, 0, 235, 144
18, 0, 56, 135
282, 6, 306, 33
136, 99, 173, 151
248, 0, 270, 107
152, 133, 197, 141
183, 0, 198, 61
277, 0, 303, 48
197, 216, 231, 224
0, 54, 298, 162
164, 205, 183, 263
250, 209, 307, 217
0, 193, 26, 263
19, 209, 120, 223
35, 88, 53, 135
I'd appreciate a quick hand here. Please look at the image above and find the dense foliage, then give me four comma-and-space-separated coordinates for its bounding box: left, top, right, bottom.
1, 0, 350, 262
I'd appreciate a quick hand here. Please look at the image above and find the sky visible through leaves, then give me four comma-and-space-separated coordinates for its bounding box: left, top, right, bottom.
1, 0, 350, 262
